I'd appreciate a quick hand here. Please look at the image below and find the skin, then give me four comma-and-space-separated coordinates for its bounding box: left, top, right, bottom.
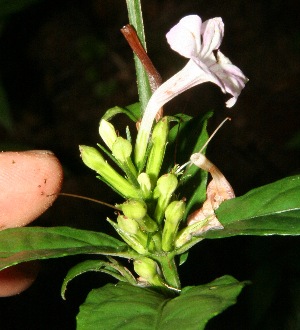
0, 150, 63, 297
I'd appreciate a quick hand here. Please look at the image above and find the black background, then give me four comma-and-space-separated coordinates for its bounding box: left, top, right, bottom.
0, 1, 299, 329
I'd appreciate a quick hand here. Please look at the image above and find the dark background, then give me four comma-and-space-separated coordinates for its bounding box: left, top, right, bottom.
0, 0, 300, 329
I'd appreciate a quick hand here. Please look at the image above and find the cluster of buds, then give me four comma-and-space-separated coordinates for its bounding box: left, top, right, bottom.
80, 114, 232, 286
80, 116, 187, 249
79, 14, 248, 286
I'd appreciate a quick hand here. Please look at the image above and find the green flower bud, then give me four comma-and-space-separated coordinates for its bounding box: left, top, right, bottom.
153, 173, 178, 224
146, 117, 169, 187
162, 200, 186, 252
134, 129, 148, 171
122, 199, 147, 220
139, 215, 159, 233
153, 173, 178, 198
112, 137, 137, 178
79, 145, 141, 199
165, 200, 186, 223
133, 257, 164, 287
117, 214, 139, 235
112, 137, 132, 162
107, 218, 147, 255
137, 173, 152, 199
99, 119, 118, 150
80, 145, 106, 168
116, 214, 157, 249
122, 200, 158, 233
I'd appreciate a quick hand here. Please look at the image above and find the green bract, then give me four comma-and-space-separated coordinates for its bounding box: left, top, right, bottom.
79, 145, 141, 199
162, 200, 186, 251
146, 117, 169, 187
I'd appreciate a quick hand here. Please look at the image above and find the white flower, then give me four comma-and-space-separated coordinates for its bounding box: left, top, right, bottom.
134, 15, 248, 168
166, 15, 248, 107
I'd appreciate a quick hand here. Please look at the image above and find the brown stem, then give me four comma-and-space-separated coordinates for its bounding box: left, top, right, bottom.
121, 24, 162, 93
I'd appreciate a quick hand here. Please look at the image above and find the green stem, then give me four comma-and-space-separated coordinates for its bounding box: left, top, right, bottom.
126, 0, 152, 114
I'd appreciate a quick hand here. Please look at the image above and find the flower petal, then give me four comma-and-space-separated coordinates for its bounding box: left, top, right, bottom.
210, 51, 249, 107
225, 96, 238, 108
200, 17, 224, 59
166, 15, 202, 58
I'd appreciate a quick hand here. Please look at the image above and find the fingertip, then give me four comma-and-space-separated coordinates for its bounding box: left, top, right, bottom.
0, 151, 63, 228
0, 261, 40, 297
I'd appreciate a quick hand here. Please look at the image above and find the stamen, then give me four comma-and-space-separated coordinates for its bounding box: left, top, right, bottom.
175, 160, 191, 174
175, 117, 231, 175
199, 117, 231, 153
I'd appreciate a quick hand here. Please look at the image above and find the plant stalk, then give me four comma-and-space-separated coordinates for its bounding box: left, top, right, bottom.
125, 0, 152, 114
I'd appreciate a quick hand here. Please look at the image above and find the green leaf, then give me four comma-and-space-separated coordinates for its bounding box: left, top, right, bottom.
61, 259, 136, 299
0, 227, 132, 270
178, 251, 189, 266
77, 275, 247, 330
102, 103, 141, 123
167, 111, 213, 165
204, 175, 300, 238
165, 112, 213, 218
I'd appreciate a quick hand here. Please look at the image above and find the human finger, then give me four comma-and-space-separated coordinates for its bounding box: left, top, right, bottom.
0, 150, 63, 296
0, 150, 63, 229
